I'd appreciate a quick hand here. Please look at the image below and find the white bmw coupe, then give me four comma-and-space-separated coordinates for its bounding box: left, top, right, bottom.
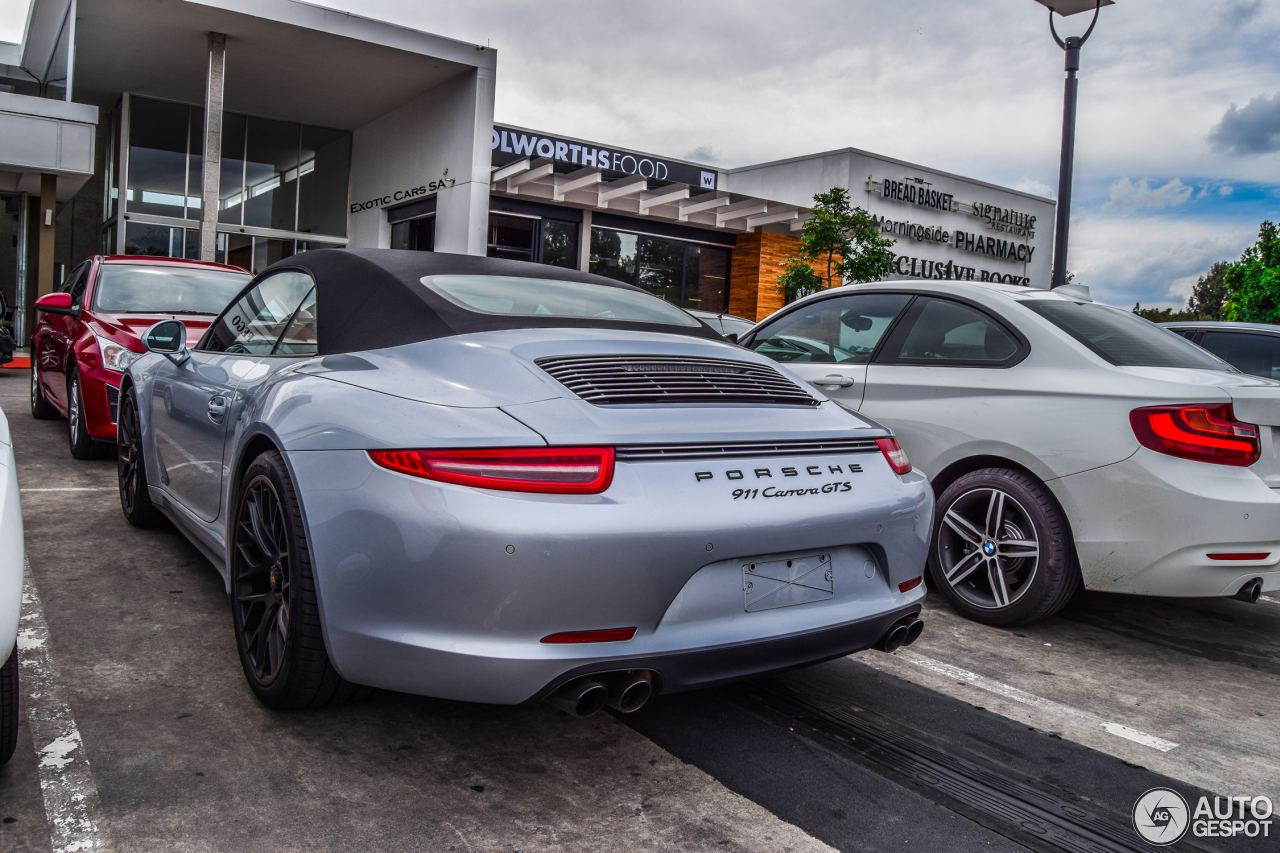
0, 404, 23, 764
744, 281, 1280, 625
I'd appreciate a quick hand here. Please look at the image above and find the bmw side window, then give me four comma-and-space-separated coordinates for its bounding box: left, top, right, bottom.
886, 297, 1020, 365
203, 271, 315, 355
750, 293, 912, 364
1199, 332, 1280, 380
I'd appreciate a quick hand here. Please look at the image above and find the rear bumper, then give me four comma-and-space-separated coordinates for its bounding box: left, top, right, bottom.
284, 448, 932, 704
1052, 448, 1280, 597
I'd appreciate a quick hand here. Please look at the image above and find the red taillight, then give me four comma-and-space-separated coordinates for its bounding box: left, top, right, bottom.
898, 576, 923, 593
876, 437, 912, 475
369, 447, 614, 494
541, 628, 636, 644
1129, 404, 1260, 467
1208, 553, 1270, 561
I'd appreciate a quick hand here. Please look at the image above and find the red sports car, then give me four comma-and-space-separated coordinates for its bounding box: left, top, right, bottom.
31, 256, 252, 458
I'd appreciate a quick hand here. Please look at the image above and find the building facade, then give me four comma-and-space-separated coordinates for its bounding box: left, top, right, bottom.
1, 0, 1055, 343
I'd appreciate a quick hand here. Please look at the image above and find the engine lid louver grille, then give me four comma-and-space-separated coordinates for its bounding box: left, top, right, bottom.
615, 438, 880, 461
535, 354, 820, 407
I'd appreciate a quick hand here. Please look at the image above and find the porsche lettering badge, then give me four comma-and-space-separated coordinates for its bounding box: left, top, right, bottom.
742, 553, 834, 612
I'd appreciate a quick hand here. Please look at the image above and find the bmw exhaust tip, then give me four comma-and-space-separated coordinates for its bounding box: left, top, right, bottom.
546, 677, 608, 717
1233, 578, 1264, 604
604, 671, 653, 713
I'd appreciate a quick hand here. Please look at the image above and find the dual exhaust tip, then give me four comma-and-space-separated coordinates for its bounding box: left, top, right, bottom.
876, 616, 924, 653
546, 670, 652, 718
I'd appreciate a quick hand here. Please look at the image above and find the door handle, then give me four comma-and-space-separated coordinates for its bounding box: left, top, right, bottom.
207, 395, 228, 424
812, 374, 855, 388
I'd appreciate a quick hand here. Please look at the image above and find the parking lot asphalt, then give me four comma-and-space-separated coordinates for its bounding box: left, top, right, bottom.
1, 366, 1275, 852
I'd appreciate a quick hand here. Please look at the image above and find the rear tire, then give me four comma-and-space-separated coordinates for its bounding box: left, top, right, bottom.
67, 371, 106, 460
928, 468, 1079, 626
231, 451, 371, 709
0, 643, 18, 766
117, 385, 165, 528
31, 364, 57, 419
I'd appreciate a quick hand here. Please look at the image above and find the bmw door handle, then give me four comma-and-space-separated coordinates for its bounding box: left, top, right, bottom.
207, 395, 228, 424
812, 374, 855, 388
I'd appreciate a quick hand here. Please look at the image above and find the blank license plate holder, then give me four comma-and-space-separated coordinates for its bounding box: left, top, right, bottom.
742, 553, 834, 612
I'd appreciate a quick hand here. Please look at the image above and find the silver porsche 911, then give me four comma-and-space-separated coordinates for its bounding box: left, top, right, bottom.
118, 250, 930, 715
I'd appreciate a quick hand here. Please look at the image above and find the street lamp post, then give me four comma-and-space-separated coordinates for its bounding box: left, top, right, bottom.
1035, 0, 1112, 289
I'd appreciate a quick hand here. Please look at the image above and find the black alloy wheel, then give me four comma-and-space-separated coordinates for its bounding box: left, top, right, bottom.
0, 643, 18, 766
231, 451, 370, 709
31, 363, 57, 419
929, 468, 1079, 626
117, 385, 164, 527
67, 372, 104, 459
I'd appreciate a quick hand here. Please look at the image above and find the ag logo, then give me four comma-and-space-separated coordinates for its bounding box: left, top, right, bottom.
1133, 788, 1189, 846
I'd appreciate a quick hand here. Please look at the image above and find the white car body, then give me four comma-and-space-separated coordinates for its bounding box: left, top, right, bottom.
745, 280, 1280, 605
0, 408, 22, 659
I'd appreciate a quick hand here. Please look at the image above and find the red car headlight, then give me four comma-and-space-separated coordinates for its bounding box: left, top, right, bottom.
369, 447, 615, 494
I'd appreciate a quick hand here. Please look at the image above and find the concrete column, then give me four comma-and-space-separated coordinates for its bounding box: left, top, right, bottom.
36, 174, 57, 299
199, 32, 227, 262
578, 210, 592, 272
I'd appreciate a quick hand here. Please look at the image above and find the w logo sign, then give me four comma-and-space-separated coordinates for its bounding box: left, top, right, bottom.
700, 171, 716, 190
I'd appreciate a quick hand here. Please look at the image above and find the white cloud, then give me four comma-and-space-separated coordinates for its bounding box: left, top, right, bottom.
0, 0, 30, 43
1014, 178, 1054, 198
1102, 178, 1193, 211
1220, 184, 1235, 195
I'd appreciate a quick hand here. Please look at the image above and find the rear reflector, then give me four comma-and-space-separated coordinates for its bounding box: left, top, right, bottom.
898, 576, 923, 593
369, 447, 614, 494
876, 437, 912, 475
1130, 404, 1260, 467
541, 628, 637, 644
1208, 553, 1270, 561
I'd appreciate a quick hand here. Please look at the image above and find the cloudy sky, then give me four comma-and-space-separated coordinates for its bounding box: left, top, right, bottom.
5, 0, 1277, 308
304, 0, 1278, 309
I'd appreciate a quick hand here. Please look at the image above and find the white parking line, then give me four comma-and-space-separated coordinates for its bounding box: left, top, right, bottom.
874, 649, 1179, 752
18, 564, 106, 852
20, 488, 115, 493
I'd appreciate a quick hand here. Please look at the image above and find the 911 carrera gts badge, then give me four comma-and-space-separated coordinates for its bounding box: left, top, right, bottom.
695, 463, 863, 482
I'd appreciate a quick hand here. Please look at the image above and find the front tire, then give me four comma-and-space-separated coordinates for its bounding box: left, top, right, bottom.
67, 372, 105, 460
0, 643, 18, 766
31, 364, 57, 419
118, 385, 165, 528
231, 451, 369, 709
928, 468, 1079, 626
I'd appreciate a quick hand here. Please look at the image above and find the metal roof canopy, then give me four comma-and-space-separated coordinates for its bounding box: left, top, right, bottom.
71, 0, 495, 130
1033, 0, 1114, 16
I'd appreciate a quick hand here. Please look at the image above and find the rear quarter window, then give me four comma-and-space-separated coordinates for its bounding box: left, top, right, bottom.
1024, 301, 1231, 371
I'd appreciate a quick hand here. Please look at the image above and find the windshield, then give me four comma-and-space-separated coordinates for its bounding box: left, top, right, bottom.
93, 265, 250, 315
1024, 300, 1233, 371
425, 275, 701, 327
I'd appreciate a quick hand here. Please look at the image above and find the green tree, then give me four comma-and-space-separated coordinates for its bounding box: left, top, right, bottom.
1132, 304, 1195, 323
1222, 221, 1280, 323
1186, 261, 1230, 320
776, 187, 896, 300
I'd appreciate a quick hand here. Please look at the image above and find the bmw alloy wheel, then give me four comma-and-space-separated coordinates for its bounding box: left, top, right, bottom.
936, 487, 1040, 610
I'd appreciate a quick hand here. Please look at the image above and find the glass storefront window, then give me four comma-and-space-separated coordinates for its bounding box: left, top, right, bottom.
104, 102, 119, 221
488, 214, 536, 261
590, 226, 729, 311
186, 109, 204, 219
218, 112, 248, 225
541, 220, 578, 269
244, 116, 301, 231
298, 126, 351, 237
391, 217, 435, 251
590, 228, 638, 284
127, 97, 194, 219
124, 222, 189, 257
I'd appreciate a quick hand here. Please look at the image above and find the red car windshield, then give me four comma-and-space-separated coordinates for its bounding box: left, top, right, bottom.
92, 265, 250, 315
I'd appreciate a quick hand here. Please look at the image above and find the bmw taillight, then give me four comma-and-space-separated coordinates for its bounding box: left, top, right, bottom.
1129, 404, 1260, 467
368, 447, 614, 494
876, 437, 912, 475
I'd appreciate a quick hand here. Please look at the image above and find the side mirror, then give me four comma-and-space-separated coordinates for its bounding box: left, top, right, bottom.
142, 320, 189, 365
35, 292, 79, 318
724, 332, 740, 344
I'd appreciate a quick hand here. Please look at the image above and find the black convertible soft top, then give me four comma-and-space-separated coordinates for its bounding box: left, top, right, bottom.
263, 249, 722, 356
